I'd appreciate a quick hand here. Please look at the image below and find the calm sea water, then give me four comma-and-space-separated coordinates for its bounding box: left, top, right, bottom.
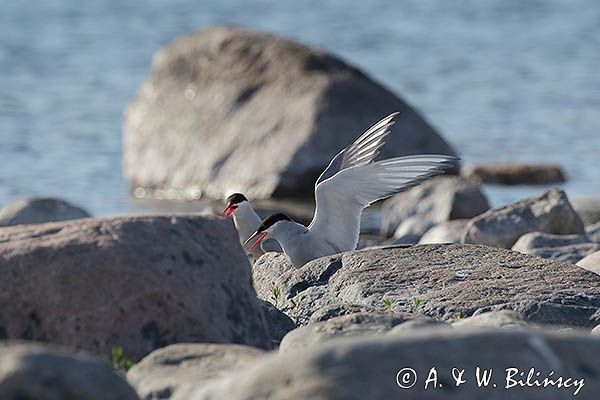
1, 0, 599, 216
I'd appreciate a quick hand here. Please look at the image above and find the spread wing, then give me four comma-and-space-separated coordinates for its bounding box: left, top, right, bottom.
308, 155, 458, 252
315, 112, 399, 186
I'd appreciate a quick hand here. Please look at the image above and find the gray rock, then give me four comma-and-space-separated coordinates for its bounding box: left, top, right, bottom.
381, 176, 489, 238
126, 343, 265, 400
474, 298, 600, 327
572, 198, 600, 226
463, 188, 585, 248
309, 303, 382, 323
418, 219, 470, 244
512, 232, 600, 264
0, 342, 138, 400
513, 231, 592, 248
586, 221, 600, 243
252, 244, 600, 328
389, 312, 530, 334
258, 299, 296, 347
279, 312, 414, 352
452, 310, 528, 330
0, 215, 270, 360
592, 324, 600, 336
461, 162, 566, 185
0, 197, 90, 227
190, 328, 598, 399
577, 251, 600, 275
124, 26, 458, 201
390, 215, 434, 244
385, 318, 448, 335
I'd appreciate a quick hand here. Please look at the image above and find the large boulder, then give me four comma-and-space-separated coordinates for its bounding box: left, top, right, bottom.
461, 162, 565, 185
124, 26, 458, 200
0, 342, 139, 400
252, 245, 600, 327
279, 312, 415, 353
380, 176, 489, 239
418, 219, 469, 244
0, 215, 271, 360
126, 343, 265, 400
189, 328, 598, 399
512, 232, 600, 264
0, 197, 90, 227
463, 188, 585, 248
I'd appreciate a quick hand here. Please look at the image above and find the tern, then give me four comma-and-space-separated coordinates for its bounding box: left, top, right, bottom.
224, 112, 398, 260
244, 113, 458, 267
223, 193, 282, 261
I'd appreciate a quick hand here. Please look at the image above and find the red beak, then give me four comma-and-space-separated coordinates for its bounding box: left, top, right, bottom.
223, 204, 237, 217
244, 231, 268, 251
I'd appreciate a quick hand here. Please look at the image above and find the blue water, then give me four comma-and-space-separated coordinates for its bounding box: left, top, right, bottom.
1, 0, 599, 216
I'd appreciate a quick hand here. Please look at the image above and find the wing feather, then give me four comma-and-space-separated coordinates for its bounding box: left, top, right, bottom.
340, 112, 399, 169
315, 112, 399, 186
308, 154, 458, 252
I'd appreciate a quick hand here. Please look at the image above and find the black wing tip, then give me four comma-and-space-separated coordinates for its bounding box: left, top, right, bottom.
257, 213, 292, 232
379, 111, 400, 126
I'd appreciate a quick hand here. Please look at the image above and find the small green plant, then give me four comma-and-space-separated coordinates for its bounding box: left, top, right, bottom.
111, 346, 134, 376
410, 297, 422, 313
452, 312, 464, 320
270, 286, 282, 307
290, 294, 306, 326
383, 298, 392, 312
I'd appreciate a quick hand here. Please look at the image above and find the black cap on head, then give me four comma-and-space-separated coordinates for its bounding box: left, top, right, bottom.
257, 213, 292, 232
226, 193, 247, 206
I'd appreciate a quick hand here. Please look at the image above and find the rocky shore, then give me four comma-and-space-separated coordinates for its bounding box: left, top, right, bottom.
2, 183, 600, 399
2, 26, 600, 400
